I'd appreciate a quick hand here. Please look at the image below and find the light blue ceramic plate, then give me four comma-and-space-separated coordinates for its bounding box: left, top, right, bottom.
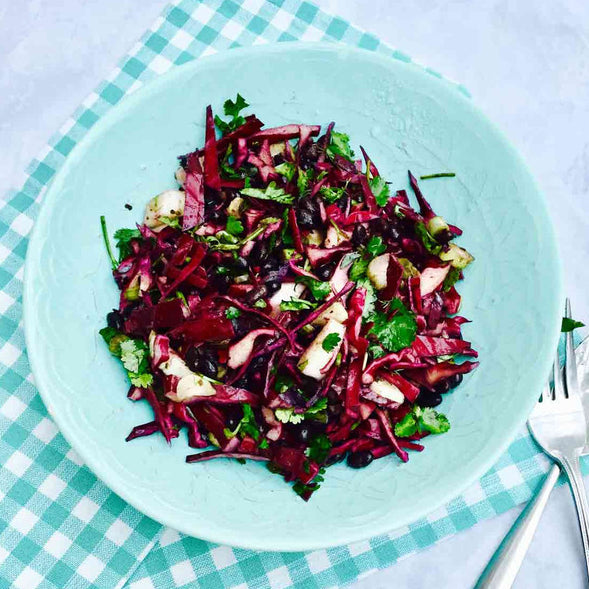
24, 43, 562, 551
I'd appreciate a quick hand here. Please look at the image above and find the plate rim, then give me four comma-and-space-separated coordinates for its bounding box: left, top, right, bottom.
23, 41, 564, 551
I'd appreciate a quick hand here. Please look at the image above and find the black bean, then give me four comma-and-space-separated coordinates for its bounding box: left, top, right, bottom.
294, 426, 311, 444
226, 411, 242, 431
325, 453, 346, 466
448, 373, 464, 389
434, 379, 451, 394
210, 273, 232, 294
106, 310, 122, 330
261, 258, 280, 274
435, 229, 455, 244
273, 154, 285, 166
296, 209, 316, 230
385, 224, 401, 241
351, 224, 368, 247
208, 208, 226, 224
266, 279, 281, 296
185, 347, 201, 372
199, 358, 217, 379
251, 241, 268, 265
372, 218, 389, 235
417, 389, 443, 407
232, 256, 249, 274
178, 155, 188, 169
315, 262, 336, 281
347, 451, 374, 469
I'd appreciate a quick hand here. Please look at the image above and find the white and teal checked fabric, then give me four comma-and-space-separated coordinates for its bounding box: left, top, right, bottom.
0, 0, 571, 587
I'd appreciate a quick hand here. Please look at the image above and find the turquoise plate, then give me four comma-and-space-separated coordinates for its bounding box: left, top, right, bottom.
24, 43, 562, 551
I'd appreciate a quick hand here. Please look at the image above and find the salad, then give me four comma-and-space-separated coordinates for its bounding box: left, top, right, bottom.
100, 95, 478, 500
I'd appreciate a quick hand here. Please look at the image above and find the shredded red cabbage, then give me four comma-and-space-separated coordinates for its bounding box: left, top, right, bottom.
100, 95, 478, 500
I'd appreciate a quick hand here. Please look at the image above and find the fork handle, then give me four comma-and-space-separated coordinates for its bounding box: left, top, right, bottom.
474, 464, 560, 589
559, 453, 589, 580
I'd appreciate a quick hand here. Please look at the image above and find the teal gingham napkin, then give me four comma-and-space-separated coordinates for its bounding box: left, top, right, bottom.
0, 0, 564, 587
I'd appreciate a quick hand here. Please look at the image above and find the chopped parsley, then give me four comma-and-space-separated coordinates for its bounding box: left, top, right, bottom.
368, 298, 417, 352
299, 277, 331, 301
369, 176, 391, 207
366, 235, 386, 257
415, 222, 442, 255
297, 168, 314, 197
319, 185, 346, 204
241, 181, 294, 204
305, 434, 332, 463
225, 306, 241, 320
349, 256, 370, 282
113, 227, 142, 261
214, 93, 249, 134
280, 298, 317, 312
443, 267, 462, 291
275, 162, 296, 182
99, 328, 153, 388
394, 407, 450, 437
326, 131, 354, 162
322, 333, 341, 352
226, 215, 244, 236
253, 299, 268, 309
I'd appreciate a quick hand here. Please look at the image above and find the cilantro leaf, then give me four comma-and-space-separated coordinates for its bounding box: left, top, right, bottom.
129, 373, 154, 388
562, 317, 585, 332
214, 93, 249, 134
443, 267, 462, 291
225, 306, 241, 320
366, 236, 386, 256
355, 278, 377, 321
280, 298, 317, 312
326, 131, 355, 162
369, 298, 417, 352
322, 333, 341, 352
349, 256, 370, 282
415, 222, 442, 255
297, 168, 313, 197
300, 277, 331, 301
418, 407, 450, 434
226, 216, 244, 236
275, 162, 296, 182
369, 176, 391, 207
305, 434, 332, 463
253, 299, 268, 309
259, 438, 269, 449
275, 408, 304, 424
274, 375, 294, 394
159, 216, 181, 229
241, 182, 294, 204
113, 228, 141, 261
368, 343, 386, 360
305, 397, 328, 416
238, 403, 260, 440
395, 407, 450, 437
319, 185, 346, 204
394, 413, 418, 437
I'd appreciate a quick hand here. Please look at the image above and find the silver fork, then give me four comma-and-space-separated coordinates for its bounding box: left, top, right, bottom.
476, 300, 589, 588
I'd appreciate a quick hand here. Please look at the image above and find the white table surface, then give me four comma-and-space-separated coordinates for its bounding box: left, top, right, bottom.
2, 1, 589, 587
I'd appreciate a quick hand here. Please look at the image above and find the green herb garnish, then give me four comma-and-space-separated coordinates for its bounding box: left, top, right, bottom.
366, 236, 386, 257
226, 215, 244, 236
420, 172, 456, 180
369, 176, 391, 207
368, 298, 417, 352
241, 181, 294, 204
322, 333, 341, 352
214, 93, 249, 134
225, 307, 241, 320
326, 131, 354, 162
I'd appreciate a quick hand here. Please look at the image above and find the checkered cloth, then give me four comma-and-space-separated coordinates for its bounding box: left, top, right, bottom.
0, 0, 571, 587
